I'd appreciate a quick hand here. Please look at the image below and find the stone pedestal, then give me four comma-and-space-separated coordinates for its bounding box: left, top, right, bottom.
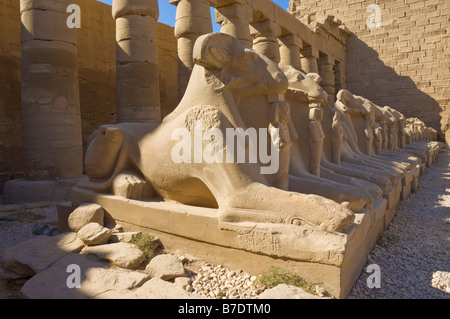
72, 184, 388, 299
2, 178, 80, 204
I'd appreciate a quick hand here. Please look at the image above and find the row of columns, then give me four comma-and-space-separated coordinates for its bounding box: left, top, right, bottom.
170, 0, 342, 105
17, 0, 341, 184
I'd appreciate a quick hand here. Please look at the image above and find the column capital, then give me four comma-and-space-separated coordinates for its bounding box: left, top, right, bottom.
215, 0, 246, 8
300, 46, 319, 59
215, 2, 252, 24
113, 0, 159, 20
319, 54, 335, 66
278, 34, 303, 49
250, 19, 281, 38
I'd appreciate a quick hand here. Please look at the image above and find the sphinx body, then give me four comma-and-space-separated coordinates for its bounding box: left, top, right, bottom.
78, 33, 354, 232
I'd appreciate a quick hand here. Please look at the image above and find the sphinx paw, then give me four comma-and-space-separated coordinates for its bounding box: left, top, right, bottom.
112, 173, 153, 200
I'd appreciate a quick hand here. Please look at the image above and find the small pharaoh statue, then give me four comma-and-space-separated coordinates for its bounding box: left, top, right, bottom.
308, 104, 325, 176
331, 110, 344, 165
363, 114, 374, 155
373, 123, 383, 155
268, 101, 297, 191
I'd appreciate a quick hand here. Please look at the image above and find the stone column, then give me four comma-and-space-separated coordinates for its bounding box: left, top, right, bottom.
215, 2, 253, 48
279, 34, 303, 70
250, 20, 281, 64
300, 45, 319, 74
113, 0, 161, 123
20, 0, 83, 181
170, 0, 216, 100
318, 54, 336, 105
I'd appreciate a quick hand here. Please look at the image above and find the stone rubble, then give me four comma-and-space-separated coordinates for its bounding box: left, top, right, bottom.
67, 203, 104, 232
77, 222, 112, 246
145, 254, 186, 281
184, 262, 263, 300
81, 242, 146, 270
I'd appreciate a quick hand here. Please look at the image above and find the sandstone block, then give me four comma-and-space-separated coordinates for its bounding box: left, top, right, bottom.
0, 232, 84, 277
145, 254, 186, 280
21, 9, 77, 44
81, 242, 145, 269
112, 0, 159, 20
258, 284, 319, 299
77, 223, 112, 246
116, 15, 158, 63
20, 0, 69, 13
20, 253, 150, 299
68, 203, 104, 232
108, 231, 142, 243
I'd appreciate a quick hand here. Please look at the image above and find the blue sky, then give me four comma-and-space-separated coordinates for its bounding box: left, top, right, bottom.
97, 0, 290, 31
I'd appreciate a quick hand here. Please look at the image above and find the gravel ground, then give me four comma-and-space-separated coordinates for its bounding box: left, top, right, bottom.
0, 147, 448, 299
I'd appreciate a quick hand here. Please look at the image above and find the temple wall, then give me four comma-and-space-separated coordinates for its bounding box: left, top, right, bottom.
290, 0, 449, 142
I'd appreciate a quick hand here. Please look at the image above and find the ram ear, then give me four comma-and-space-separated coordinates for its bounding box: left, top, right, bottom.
193, 33, 234, 70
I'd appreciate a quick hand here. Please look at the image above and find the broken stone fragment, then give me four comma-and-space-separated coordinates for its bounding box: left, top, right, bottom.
145, 254, 186, 280
258, 284, 319, 299
20, 253, 150, 299
80, 242, 145, 269
77, 223, 112, 246
68, 203, 104, 232
0, 232, 84, 277
133, 278, 202, 299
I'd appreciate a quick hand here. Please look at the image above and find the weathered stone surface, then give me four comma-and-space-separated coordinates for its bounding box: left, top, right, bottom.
81, 242, 145, 269
68, 203, 104, 232
77, 223, 112, 246
20, 253, 150, 299
108, 231, 142, 243
258, 284, 319, 299
145, 254, 186, 280
0, 232, 84, 277
20, 254, 204, 299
